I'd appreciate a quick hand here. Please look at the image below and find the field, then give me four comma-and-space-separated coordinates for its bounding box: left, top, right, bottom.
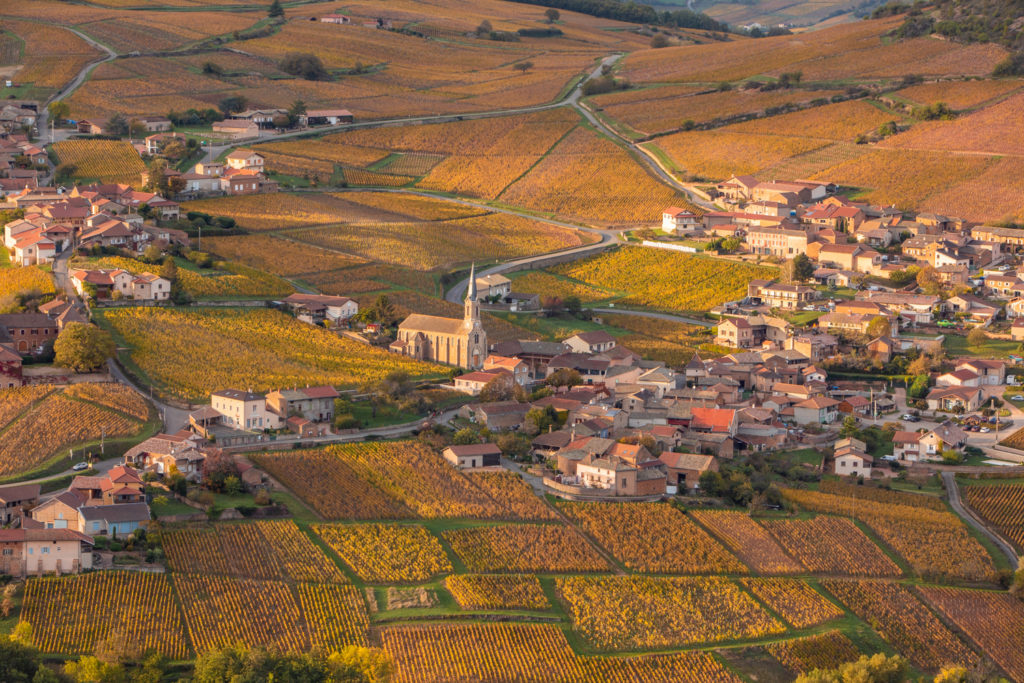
4, 19, 101, 93
286, 212, 596, 271
647, 129, 828, 180
963, 483, 1024, 551
549, 246, 777, 313
822, 580, 977, 671
173, 574, 368, 653
0, 384, 152, 480
51, 140, 146, 186
20, 571, 187, 658
443, 523, 610, 573
195, 234, 367, 279
557, 502, 747, 574
760, 516, 902, 577
315, 524, 453, 583
0, 265, 56, 301
251, 441, 554, 521
181, 193, 416, 232
510, 271, 616, 304
445, 574, 550, 611
163, 521, 347, 583
881, 91, 1024, 156
690, 510, 804, 575
739, 578, 842, 629
767, 631, 862, 675
499, 126, 690, 226
919, 586, 1024, 681
77, 255, 294, 300
895, 79, 1024, 110
781, 487, 998, 583
556, 575, 783, 651
591, 87, 844, 137
97, 307, 442, 402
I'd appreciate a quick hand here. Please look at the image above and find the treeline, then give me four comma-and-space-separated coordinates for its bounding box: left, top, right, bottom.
505, 0, 729, 32
876, 0, 1024, 72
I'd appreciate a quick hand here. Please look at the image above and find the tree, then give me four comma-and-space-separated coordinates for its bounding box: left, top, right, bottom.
967, 327, 988, 346
866, 316, 891, 339
159, 256, 178, 282
796, 653, 908, 683
524, 406, 558, 436
202, 450, 241, 492
106, 113, 128, 136
792, 252, 814, 282
369, 294, 398, 327
479, 373, 520, 403
513, 61, 534, 73
916, 265, 941, 295
218, 96, 248, 116
908, 373, 930, 399
128, 118, 148, 139
279, 53, 329, 80
47, 100, 70, 125
0, 637, 43, 683
54, 324, 115, 373
54, 163, 78, 184
839, 415, 860, 438
546, 368, 582, 388
268, 0, 284, 18
544, 8, 560, 22
289, 99, 307, 125
452, 427, 479, 445
650, 33, 670, 48
476, 19, 493, 36
271, 113, 291, 129
496, 431, 530, 459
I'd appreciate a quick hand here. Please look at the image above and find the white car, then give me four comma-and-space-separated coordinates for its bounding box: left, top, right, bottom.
72, 462, 90, 471
980, 427, 991, 433
1013, 395, 1024, 401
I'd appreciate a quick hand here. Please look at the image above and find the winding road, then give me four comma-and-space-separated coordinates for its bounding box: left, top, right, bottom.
942, 471, 1020, 571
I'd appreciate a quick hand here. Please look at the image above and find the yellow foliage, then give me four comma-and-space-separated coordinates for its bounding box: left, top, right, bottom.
443, 523, 610, 573
315, 523, 452, 583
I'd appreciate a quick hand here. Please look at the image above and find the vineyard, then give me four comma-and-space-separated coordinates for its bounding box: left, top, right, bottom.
690, 510, 804, 575
78, 255, 294, 300
51, 140, 146, 186
251, 441, 555, 521
556, 575, 783, 650
499, 126, 688, 226
163, 521, 347, 583
202, 234, 367, 278
780, 487, 998, 583
98, 307, 442, 402
285, 212, 595, 271
0, 384, 151, 479
181, 193, 408, 231
21, 572, 187, 658
550, 246, 777, 313
557, 502, 747, 574
445, 574, 550, 611
443, 523, 611, 573
919, 586, 1024, 681
315, 523, 453, 583
760, 516, 902, 577
767, 631, 862, 675
963, 483, 1024, 550
739, 578, 843, 629
822, 580, 977, 671
0, 265, 56, 300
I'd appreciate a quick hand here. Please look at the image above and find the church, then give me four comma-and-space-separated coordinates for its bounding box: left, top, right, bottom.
389, 265, 488, 369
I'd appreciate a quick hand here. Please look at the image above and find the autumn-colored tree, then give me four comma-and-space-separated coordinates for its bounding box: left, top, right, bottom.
54, 323, 116, 373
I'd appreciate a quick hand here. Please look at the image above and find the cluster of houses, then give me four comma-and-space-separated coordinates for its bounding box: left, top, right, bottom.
0, 300, 89, 383
3, 184, 184, 266
212, 109, 353, 139
176, 149, 278, 198
664, 175, 1007, 290
0, 125, 46, 196
0, 465, 148, 578
188, 384, 342, 445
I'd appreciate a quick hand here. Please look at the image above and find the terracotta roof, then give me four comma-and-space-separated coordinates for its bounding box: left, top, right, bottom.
0, 483, 40, 503
690, 407, 735, 432
445, 444, 502, 457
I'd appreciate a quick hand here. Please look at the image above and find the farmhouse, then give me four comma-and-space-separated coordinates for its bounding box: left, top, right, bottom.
443, 444, 501, 469
0, 528, 94, 578
662, 206, 700, 234
0, 483, 40, 525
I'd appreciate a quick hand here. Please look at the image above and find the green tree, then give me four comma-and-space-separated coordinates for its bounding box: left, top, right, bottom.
650, 33, 670, 48
268, 0, 284, 18
159, 256, 178, 282
513, 61, 534, 73
279, 53, 329, 80
496, 431, 530, 459
546, 368, 581, 388
64, 656, 125, 683
218, 96, 248, 116
479, 373, 521, 403
544, 8, 560, 22
908, 373, 930, 399
839, 415, 859, 438
106, 113, 129, 136
54, 324, 115, 373
916, 265, 941, 295
792, 252, 815, 281
142, 244, 162, 263
452, 427, 479, 445
0, 637, 43, 683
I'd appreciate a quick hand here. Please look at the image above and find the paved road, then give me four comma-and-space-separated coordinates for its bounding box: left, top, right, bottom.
37, 27, 117, 143
942, 472, 1019, 570
106, 358, 192, 433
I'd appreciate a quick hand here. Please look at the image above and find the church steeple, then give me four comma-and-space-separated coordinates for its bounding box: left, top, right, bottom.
464, 263, 480, 325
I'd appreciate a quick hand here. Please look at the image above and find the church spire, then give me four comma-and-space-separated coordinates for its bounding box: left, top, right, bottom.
466, 262, 476, 301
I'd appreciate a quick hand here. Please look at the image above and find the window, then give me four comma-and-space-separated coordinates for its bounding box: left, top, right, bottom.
2, 548, 11, 556
41, 547, 49, 554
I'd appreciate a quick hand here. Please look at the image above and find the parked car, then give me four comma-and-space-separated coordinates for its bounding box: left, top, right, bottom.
901, 414, 920, 422
72, 462, 90, 471
1013, 395, 1024, 401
